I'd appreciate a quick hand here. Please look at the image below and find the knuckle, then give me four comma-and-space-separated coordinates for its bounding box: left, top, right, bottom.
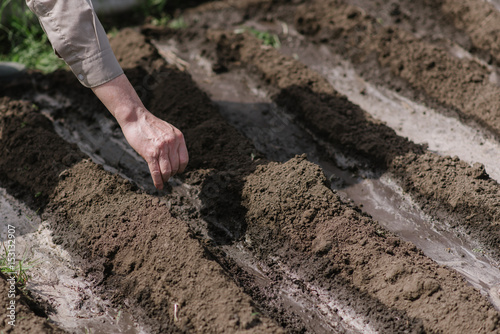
160, 135, 176, 147
150, 169, 162, 177
146, 147, 159, 160
176, 130, 185, 141
146, 158, 158, 167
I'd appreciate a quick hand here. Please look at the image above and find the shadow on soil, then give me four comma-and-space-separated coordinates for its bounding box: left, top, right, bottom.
273, 85, 426, 170
0, 82, 85, 218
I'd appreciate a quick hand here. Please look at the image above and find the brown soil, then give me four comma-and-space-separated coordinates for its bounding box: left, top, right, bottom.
0, 34, 283, 333
341, 0, 500, 66
2, 0, 500, 333
287, 0, 500, 137
243, 156, 499, 333
0, 273, 64, 334
211, 28, 500, 258
201, 2, 500, 260
434, 0, 500, 65
213, 31, 425, 168
48, 160, 281, 333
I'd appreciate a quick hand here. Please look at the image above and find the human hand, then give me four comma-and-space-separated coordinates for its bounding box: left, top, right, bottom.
92, 74, 188, 190
120, 109, 189, 190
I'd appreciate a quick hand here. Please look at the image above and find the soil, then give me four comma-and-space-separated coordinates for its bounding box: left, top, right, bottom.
243, 156, 499, 334
207, 26, 500, 260
432, 0, 500, 65
0, 272, 64, 334
0, 39, 282, 333
3, 0, 500, 333
290, 0, 500, 136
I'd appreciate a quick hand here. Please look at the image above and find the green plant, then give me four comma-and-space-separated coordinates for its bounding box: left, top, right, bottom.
236, 27, 281, 49
151, 15, 171, 27
142, 0, 168, 19
168, 16, 187, 30
107, 26, 120, 39
0, 0, 65, 73
149, 12, 187, 29
0, 243, 39, 290
115, 309, 123, 322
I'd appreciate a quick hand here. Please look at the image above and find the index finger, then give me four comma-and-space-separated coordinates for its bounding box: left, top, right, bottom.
147, 159, 164, 190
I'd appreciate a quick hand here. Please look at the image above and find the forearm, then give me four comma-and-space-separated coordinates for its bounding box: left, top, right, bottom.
91, 73, 145, 125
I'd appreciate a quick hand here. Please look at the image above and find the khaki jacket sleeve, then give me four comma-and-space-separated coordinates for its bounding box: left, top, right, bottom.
26, 0, 123, 88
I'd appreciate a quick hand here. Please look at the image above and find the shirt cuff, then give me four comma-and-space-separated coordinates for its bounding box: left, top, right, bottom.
68, 47, 124, 88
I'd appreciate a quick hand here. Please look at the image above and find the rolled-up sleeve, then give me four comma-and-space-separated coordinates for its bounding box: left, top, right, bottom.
26, 0, 123, 88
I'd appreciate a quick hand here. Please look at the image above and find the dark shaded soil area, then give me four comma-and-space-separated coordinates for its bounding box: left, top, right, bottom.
0, 98, 84, 210
214, 31, 425, 169
343, 0, 500, 66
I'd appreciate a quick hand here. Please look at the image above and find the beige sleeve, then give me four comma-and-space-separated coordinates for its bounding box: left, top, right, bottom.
26, 0, 124, 88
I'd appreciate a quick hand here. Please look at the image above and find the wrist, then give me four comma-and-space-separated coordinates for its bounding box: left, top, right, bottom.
92, 74, 150, 127
113, 104, 148, 128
